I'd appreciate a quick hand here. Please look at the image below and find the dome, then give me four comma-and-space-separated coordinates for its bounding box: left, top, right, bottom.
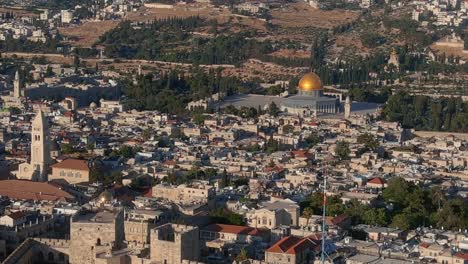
298, 72, 322, 91
90, 102, 97, 109
98, 190, 113, 202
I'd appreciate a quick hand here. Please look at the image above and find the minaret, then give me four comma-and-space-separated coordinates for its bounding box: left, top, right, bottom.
30, 110, 50, 182
344, 95, 351, 119
13, 70, 22, 98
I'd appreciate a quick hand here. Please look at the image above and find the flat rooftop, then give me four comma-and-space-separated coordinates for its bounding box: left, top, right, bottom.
73, 210, 116, 223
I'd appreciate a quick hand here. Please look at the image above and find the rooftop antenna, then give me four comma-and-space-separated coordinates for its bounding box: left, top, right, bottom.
321, 158, 328, 264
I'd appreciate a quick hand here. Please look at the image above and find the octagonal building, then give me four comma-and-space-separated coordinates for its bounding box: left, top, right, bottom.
282, 72, 339, 117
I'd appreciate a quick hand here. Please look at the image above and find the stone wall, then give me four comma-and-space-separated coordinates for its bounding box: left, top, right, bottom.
69, 211, 124, 264
150, 224, 200, 264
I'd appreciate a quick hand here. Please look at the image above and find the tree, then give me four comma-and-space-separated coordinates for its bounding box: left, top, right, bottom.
357, 133, 380, 151
209, 208, 245, 225
8, 107, 21, 115
266, 137, 280, 154
235, 248, 248, 262
305, 133, 320, 147
382, 177, 410, 209
61, 143, 75, 154
390, 213, 410, 231
86, 142, 95, 152
430, 186, 445, 211
89, 163, 105, 183
282, 124, 294, 134
192, 113, 206, 126
111, 171, 123, 184
303, 207, 314, 226
363, 208, 387, 226
335, 141, 350, 160
45, 66, 54, 77
221, 168, 229, 188
142, 129, 153, 141
268, 102, 279, 117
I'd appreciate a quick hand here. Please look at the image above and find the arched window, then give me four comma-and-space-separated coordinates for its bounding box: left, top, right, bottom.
96, 238, 101, 246
59, 252, 65, 261
37, 252, 44, 260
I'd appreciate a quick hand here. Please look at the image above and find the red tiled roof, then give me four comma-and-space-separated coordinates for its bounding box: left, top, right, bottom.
142, 188, 152, 198
419, 242, 430, 248
367, 177, 385, 185
163, 160, 176, 166
326, 214, 349, 226
455, 253, 468, 260
291, 150, 309, 159
6, 211, 27, 220
51, 159, 89, 171
265, 166, 284, 173
203, 224, 266, 236
0, 180, 74, 202
267, 235, 321, 255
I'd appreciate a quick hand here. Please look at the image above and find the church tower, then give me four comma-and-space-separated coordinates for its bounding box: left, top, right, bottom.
344, 95, 351, 119
30, 110, 50, 182
13, 70, 23, 98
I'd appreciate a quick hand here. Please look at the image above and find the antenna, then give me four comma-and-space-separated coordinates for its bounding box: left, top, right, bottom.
321, 161, 327, 264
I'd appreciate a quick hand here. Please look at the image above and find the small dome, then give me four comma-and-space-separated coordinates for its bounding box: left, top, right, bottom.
98, 190, 112, 202
90, 102, 97, 109
298, 72, 322, 91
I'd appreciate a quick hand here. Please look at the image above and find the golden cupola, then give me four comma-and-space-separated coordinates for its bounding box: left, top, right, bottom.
298, 72, 323, 91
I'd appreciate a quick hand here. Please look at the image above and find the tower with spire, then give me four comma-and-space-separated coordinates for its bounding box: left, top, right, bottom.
13, 70, 23, 98
31, 110, 50, 181
17, 110, 50, 182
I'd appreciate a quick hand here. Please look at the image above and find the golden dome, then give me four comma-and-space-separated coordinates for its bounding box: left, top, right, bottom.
298, 72, 322, 91
98, 190, 113, 202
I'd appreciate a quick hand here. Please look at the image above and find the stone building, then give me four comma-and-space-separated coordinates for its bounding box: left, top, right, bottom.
17, 110, 51, 182
265, 235, 321, 264
151, 182, 215, 205
0, 214, 57, 255
49, 159, 90, 184
124, 219, 153, 246
246, 199, 300, 229
1, 71, 24, 109
281, 73, 339, 116
150, 223, 200, 264
69, 210, 124, 264
3, 238, 69, 264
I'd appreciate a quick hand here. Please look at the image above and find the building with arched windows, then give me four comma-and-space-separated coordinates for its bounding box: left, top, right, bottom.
17, 110, 51, 182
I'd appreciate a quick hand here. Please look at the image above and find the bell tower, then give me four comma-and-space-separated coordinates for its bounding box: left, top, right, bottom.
31, 110, 50, 181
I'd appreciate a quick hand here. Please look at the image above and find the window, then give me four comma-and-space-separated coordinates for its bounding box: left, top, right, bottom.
60, 171, 66, 176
